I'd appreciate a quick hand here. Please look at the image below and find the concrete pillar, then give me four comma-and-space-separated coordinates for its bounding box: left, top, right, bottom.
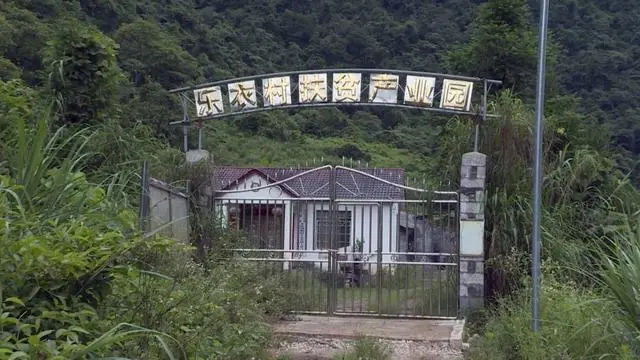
459, 152, 486, 311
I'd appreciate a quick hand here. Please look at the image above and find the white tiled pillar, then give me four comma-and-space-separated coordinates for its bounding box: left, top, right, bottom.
459, 152, 486, 310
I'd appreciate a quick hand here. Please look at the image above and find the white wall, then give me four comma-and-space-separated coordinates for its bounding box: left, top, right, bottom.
213, 173, 294, 266
211, 173, 410, 273
215, 173, 295, 201
292, 201, 398, 273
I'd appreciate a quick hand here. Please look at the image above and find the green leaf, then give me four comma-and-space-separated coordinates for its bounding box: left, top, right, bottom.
8, 351, 29, 360
55, 328, 68, 339
37, 330, 54, 339
5, 297, 25, 307
154, 335, 178, 360
28, 334, 41, 347
179, 325, 192, 333
69, 326, 90, 335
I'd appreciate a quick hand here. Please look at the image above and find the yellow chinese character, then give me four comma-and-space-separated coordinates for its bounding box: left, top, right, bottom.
229, 81, 257, 111
404, 76, 435, 106
370, 74, 397, 90
263, 76, 291, 106
299, 74, 327, 103
369, 73, 398, 103
194, 86, 224, 117
332, 73, 361, 102
441, 79, 473, 111
446, 85, 467, 104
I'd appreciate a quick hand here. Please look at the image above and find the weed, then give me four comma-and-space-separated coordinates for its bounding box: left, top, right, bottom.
334, 336, 391, 360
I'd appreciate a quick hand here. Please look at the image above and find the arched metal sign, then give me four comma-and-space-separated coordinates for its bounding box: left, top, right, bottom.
169, 68, 502, 152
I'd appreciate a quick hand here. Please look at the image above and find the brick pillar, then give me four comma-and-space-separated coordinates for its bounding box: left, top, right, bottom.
459, 152, 486, 311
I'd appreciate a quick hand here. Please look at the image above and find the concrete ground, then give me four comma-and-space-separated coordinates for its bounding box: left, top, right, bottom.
270, 315, 464, 359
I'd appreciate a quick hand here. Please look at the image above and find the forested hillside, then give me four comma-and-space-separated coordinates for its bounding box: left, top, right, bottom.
1, 0, 638, 179
2, 0, 640, 359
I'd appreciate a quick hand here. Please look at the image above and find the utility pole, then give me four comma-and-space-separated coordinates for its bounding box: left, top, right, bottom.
532, 0, 551, 333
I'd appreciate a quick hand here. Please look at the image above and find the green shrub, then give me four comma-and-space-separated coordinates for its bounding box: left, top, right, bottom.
102, 244, 296, 359
0, 160, 180, 358
467, 272, 635, 360
0, 109, 293, 359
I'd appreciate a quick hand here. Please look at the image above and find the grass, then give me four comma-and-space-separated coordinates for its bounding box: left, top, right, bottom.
466, 265, 638, 360
333, 336, 392, 360
592, 214, 640, 341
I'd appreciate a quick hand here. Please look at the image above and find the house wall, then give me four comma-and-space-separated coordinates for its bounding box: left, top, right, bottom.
215, 173, 295, 201
213, 174, 294, 267
292, 202, 399, 273
211, 174, 416, 274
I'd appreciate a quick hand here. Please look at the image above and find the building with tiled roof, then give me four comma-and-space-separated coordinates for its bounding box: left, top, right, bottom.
213, 166, 405, 200
210, 166, 455, 273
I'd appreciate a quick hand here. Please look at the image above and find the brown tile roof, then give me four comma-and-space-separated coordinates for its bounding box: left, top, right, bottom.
213, 166, 405, 200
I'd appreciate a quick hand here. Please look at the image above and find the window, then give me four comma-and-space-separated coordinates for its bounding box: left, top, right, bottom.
315, 210, 351, 249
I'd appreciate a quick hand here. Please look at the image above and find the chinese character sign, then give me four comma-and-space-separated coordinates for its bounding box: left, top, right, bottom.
299, 73, 328, 103
404, 76, 435, 106
369, 73, 398, 103
188, 72, 484, 118
228, 80, 258, 111
440, 79, 473, 111
332, 73, 361, 102
262, 76, 291, 106
194, 86, 224, 117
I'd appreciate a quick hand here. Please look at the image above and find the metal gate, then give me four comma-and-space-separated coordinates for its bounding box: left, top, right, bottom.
214, 165, 459, 319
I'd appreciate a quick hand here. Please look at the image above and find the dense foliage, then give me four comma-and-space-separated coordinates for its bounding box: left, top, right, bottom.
1, 0, 638, 179
2, 0, 640, 358
0, 100, 296, 358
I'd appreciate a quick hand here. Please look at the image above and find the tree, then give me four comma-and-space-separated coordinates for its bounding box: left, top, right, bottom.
114, 20, 201, 89
0, 57, 21, 81
45, 19, 122, 125
0, 6, 49, 85
445, 0, 557, 99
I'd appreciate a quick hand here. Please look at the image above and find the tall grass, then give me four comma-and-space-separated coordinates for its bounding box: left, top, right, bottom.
467, 267, 635, 360
0, 110, 188, 358
435, 90, 640, 303
457, 91, 640, 358
591, 210, 640, 345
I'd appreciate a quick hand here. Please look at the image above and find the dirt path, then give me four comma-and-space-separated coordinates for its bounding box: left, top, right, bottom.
270, 336, 464, 359
270, 315, 465, 359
